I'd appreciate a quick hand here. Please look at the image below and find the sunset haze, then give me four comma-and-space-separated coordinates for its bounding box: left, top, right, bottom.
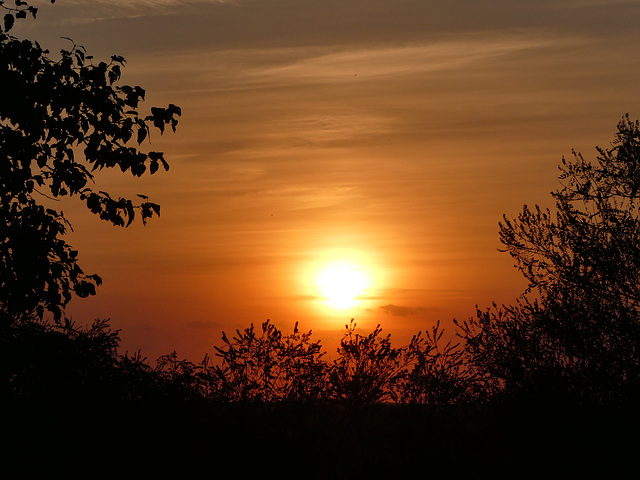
16, 0, 640, 360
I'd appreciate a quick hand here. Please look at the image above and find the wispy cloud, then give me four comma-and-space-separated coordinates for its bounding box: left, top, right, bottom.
379, 304, 423, 317
64, 0, 234, 7
127, 33, 557, 86
51, 0, 238, 24
254, 36, 553, 83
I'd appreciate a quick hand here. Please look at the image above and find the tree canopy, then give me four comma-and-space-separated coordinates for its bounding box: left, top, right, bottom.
500, 115, 640, 308
0, 0, 180, 321
460, 115, 640, 404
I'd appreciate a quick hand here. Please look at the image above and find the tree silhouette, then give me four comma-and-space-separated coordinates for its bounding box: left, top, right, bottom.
460, 115, 640, 404
0, 1, 180, 321
500, 116, 640, 307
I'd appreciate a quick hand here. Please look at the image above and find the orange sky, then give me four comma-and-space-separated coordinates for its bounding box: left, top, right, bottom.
17, 0, 640, 361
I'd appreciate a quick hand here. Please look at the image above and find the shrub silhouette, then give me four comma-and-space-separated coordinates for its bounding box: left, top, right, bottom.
2, 315, 123, 402
328, 319, 409, 405
399, 321, 485, 405
210, 320, 327, 402
1, 315, 226, 409
459, 294, 640, 405
3, 316, 481, 407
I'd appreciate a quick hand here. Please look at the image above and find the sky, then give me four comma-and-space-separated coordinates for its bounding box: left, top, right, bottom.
14, 0, 640, 361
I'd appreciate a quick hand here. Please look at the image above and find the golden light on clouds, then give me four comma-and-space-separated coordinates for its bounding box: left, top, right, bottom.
253, 37, 552, 83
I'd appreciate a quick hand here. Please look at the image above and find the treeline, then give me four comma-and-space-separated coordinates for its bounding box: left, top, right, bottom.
5, 311, 640, 409
2, 316, 483, 407
5, 313, 639, 478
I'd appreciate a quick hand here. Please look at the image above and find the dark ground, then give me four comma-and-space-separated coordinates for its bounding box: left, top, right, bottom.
4, 400, 638, 478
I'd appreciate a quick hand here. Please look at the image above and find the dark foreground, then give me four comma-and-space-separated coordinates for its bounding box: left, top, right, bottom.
4, 400, 638, 478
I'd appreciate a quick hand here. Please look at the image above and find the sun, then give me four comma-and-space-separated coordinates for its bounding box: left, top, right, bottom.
315, 261, 369, 309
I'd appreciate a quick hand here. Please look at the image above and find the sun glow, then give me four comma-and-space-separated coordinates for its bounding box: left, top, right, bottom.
314, 260, 370, 309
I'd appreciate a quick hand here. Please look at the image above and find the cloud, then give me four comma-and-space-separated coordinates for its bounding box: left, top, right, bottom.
124, 32, 557, 85
379, 304, 421, 317
253, 36, 552, 83
64, 0, 234, 7
50, 0, 238, 24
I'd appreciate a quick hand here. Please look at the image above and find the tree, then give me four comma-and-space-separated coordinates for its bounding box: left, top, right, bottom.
500, 115, 640, 308
460, 115, 640, 404
0, 1, 180, 321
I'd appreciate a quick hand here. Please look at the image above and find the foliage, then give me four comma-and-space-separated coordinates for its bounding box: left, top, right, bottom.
207, 319, 482, 406
153, 351, 215, 403
2, 314, 120, 401
500, 115, 640, 307
0, 1, 180, 321
210, 320, 327, 402
0, 316, 482, 407
399, 320, 484, 405
1, 315, 218, 406
462, 115, 640, 404
460, 296, 640, 404
325, 320, 482, 406
328, 319, 409, 405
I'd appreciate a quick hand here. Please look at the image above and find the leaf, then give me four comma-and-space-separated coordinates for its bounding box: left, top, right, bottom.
76, 282, 97, 298
137, 126, 147, 144
131, 160, 146, 177
154, 117, 165, 133
4, 13, 14, 32
126, 199, 135, 221
86, 193, 101, 213
75, 48, 85, 65
108, 64, 121, 84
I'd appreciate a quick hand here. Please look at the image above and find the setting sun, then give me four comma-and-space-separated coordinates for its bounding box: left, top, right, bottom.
315, 261, 370, 309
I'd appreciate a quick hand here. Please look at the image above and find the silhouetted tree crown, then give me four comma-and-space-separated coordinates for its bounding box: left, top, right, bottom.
500, 114, 640, 306
459, 115, 640, 404
0, 1, 180, 321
